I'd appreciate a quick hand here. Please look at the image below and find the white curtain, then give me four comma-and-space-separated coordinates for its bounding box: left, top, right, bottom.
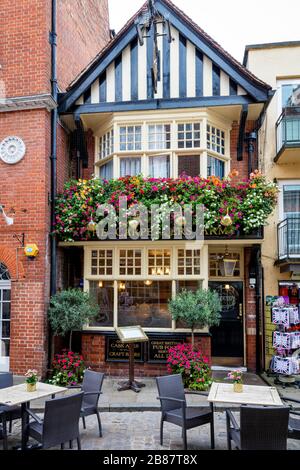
120, 158, 141, 177
148, 125, 167, 150
149, 155, 170, 178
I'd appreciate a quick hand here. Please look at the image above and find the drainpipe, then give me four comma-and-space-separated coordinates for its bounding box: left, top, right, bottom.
50, 0, 57, 297
245, 131, 257, 175
48, 0, 57, 371
255, 246, 262, 373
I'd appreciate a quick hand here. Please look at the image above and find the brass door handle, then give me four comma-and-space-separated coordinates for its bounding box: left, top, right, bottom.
238, 304, 243, 318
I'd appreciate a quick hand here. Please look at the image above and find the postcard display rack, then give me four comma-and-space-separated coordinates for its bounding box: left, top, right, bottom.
270, 296, 300, 387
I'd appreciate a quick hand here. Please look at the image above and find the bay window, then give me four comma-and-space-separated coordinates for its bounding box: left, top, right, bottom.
177, 123, 201, 148
148, 124, 171, 150
96, 116, 228, 179
119, 125, 142, 151
120, 157, 141, 177
99, 129, 114, 159
99, 160, 113, 180
207, 155, 225, 178
178, 155, 200, 177
207, 124, 225, 155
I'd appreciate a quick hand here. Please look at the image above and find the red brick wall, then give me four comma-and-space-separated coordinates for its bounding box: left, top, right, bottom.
230, 121, 257, 180
0, 0, 51, 98
0, 1, 109, 375
244, 248, 257, 371
0, 0, 110, 99
81, 334, 211, 377
0, 109, 51, 375
57, 0, 110, 91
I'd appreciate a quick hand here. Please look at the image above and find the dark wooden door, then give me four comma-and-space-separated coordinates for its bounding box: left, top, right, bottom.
209, 281, 244, 358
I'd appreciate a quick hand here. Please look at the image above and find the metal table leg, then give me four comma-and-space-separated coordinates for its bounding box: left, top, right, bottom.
21, 402, 29, 450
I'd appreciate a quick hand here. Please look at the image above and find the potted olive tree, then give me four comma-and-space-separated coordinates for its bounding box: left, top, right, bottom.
168, 288, 222, 349
48, 288, 99, 350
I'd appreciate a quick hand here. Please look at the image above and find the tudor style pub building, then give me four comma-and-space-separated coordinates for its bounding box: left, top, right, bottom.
0, 0, 276, 376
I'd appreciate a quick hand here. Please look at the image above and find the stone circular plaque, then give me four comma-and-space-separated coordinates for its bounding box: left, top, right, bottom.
0, 136, 26, 164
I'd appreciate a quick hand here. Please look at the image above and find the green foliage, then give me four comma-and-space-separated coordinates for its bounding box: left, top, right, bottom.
48, 288, 99, 337
54, 173, 278, 241
167, 344, 212, 391
47, 351, 85, 387
168, 288, 222, 331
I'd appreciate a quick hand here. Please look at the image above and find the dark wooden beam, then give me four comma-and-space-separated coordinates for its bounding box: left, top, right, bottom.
237, 104, 248, 161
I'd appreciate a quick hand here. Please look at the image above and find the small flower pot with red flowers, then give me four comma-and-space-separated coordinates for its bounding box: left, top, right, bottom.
48, 350, 85, 387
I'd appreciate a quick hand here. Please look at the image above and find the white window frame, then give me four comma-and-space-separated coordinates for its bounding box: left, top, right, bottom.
119, 155, 142, 177
94, 111, 231, 179
177, 122, 201, 149
206, 123, 226, 156
119, 125, 142, 152
0, 279, 11, 372
148, 123, 171, 151
207, 154, 226, 178
99, 158, 114, 180
277, 78, 300, 117
208, 248, 243, 280
84, 243, 206, 332
99, 128, 114, 160
148, 153, 171, 178
278, 179, 300, 220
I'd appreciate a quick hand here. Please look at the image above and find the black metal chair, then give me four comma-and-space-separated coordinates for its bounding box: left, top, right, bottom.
69, 369, 105, 437
226, 405, 289, 450
280, 396, 300, 441
0, 408, 8, 450
156, 374, 214, 450
0, 372, 21, 432
26, 392, 84, 449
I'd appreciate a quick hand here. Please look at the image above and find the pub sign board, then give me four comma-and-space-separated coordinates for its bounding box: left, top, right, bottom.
147, 336, 186, 363
106, 334, 187, 363
106, 336, 144, 362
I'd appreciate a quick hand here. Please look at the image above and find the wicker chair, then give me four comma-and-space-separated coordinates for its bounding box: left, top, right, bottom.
226, 405, 289, 450
68, 369, 105, 437
0, 372, 21, 432
156, 374, 214, 450
280, 396, 300, 441
26, 392, 84, 449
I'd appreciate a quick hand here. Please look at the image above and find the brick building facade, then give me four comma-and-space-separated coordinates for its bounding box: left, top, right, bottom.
0, 0, 272, 377
0, 0, 110, 375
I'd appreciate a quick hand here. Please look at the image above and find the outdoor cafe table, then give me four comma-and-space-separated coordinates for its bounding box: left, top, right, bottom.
207, 382, 283, 407
0, 382, 67, 449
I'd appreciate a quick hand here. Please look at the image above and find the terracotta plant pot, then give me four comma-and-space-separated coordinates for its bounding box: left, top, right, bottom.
233, 382, 243, 393
26, 383, 37, 392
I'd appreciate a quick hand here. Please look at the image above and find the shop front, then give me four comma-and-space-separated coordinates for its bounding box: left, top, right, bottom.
55, 0, 275, 374
57, 242, 260, 373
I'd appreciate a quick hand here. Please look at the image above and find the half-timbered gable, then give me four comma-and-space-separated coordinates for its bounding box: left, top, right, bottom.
58, 0, 271, 115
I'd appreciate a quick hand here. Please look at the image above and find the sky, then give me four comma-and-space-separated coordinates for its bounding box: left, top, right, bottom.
108, 0, 300, 63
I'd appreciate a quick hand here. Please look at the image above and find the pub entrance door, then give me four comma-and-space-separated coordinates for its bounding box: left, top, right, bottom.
209, 281, 244, 367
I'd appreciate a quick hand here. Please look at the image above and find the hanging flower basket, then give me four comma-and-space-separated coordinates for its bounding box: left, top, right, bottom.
54, 172, 278, 242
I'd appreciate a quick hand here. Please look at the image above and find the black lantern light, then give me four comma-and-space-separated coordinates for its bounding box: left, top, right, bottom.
218, 247, 238, 277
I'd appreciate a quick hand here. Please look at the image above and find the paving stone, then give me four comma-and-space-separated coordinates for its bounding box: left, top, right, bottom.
5, 411, 298, 451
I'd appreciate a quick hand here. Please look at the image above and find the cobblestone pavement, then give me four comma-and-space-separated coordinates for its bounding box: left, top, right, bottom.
5, 411, 300, 450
